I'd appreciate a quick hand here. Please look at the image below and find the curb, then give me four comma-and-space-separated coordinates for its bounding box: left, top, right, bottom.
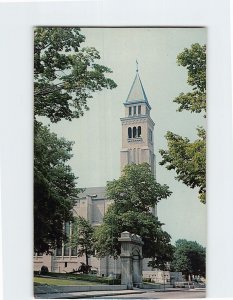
65, 291, 146, 299
35, 290, 146, 299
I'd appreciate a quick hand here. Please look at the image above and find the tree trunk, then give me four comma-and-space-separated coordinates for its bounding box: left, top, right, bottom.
85, 250, 89, 266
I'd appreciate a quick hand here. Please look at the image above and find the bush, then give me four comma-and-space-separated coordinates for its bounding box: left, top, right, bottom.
143, 278, 152, 283
40, 265, 49, 275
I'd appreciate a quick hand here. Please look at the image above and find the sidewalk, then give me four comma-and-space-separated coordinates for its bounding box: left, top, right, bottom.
34, 287, 206, 299
34, 289, 146, 299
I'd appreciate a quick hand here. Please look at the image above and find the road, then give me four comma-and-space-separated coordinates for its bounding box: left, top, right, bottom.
95, 289, 206, 299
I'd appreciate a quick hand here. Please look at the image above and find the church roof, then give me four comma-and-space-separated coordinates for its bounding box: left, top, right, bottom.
125, 72, 150, 108
78, 186, 106, 200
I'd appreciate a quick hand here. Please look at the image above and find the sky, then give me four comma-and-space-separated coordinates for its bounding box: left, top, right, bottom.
48, 27, 207, 246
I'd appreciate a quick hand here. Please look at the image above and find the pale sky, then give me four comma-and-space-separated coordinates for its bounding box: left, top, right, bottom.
48, 27, 207, 246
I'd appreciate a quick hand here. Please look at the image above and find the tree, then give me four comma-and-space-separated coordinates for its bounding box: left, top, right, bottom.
170, 239, 206, 280
174, 43, 206, 114
159, 43, 206, 203
94, 163, 173, 265
69, 216, 94, 266
34, 27, 117, 252
34, 27, 117, 123
34, 122, 81, 253
160, 127, 206, 203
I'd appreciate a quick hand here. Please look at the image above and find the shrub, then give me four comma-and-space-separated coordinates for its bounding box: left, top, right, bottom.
40, 265, 49, 275
143, 278, 152, 282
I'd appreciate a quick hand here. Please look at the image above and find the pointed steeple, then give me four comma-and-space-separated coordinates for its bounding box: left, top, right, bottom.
120, 65, 155, 178
125, 68, 151, 109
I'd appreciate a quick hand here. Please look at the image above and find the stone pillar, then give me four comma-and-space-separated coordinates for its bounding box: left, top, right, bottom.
118, 231, 144, 289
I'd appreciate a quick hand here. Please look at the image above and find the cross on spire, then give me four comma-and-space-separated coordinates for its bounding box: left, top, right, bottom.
136, 60, 139, 72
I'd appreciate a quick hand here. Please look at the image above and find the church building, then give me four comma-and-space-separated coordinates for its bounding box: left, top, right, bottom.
34, 68, 157, 275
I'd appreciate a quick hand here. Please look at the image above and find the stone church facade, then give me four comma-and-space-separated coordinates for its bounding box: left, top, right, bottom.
34, 69, 157, 275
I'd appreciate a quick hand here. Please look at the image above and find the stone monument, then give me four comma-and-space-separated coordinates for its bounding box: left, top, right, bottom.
118, 231, 144, 289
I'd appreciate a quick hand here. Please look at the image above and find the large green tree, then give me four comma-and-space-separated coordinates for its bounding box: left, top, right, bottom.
159, 43, 206, 203
69, 216, 94, 266
34, 122, 81, 253
94, 163, 173, 266
34, 27, 117, 252
34, 27, 117, 123
170, 239, 206, 280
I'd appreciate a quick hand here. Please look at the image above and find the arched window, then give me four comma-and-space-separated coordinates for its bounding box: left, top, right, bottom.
138, 126, 141, 137
128, 127, 132, 138
133, 127, 137, 138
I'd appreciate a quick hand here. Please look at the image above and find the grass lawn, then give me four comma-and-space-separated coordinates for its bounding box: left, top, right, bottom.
34, 277, 102, 286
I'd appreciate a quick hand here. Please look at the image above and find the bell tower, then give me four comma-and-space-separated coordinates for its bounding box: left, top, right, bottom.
120, 68, 155, 175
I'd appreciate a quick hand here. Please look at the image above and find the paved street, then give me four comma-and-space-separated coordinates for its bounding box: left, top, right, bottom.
35, 288, 206, 299
95, 289, 206, 299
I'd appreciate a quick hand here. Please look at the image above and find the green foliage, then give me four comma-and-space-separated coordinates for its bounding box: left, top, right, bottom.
143, 278, 152, 283
148, 242, 175, 271
174, 43, 206, 114
34, 121, 81, 253
94, 163, 173, 264
69, 216, 95, 265
107, 163, 171, 210
160, 43, 206, 203
94, 205, 120, 258
170, 239, 206, 279
160, 127, 206, 203
34, 27, 117, 252
34, 27, 117, 123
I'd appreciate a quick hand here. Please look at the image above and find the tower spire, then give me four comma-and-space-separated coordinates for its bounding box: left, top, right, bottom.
125, 64, 151, 109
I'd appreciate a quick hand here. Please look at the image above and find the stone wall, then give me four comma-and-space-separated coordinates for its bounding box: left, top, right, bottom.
142, 270, 183, 284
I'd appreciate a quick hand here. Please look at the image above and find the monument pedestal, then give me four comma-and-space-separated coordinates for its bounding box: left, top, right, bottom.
118, 231, 144, 289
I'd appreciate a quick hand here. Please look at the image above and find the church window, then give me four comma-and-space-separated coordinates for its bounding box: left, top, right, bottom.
133, 106, 136, 115
65, 262, 68, 267
64, 245, 70, 256
138, 126, 141, 137
149, 129, 153, 142
129, 107, 132, 116
133, 148, 136, 162
71, 247, 77, 256
138, 105, 141, 115
133, 127, 137, 138
65, 222, 70, 239
56, 247, 62, 256
63, 222, 71, 256
128, 127, 132, 138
